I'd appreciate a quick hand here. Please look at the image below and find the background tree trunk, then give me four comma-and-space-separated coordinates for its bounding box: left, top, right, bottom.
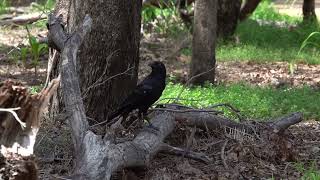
217, 0, 241, 38
177, 0, 241, 38
303, 0, 317, 22
190, 0, 217, 85
49, 0, 142, 124
239, 0, 261, 21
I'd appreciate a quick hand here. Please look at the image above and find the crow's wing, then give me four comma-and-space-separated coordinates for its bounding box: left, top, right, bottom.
118, 83, 154, 109
108, 75, 162, 120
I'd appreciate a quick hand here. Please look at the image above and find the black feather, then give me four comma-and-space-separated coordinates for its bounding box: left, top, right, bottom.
108, 61, 166, 122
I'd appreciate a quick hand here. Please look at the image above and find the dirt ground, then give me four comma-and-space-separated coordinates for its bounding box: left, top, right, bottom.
0, 4, 320, 179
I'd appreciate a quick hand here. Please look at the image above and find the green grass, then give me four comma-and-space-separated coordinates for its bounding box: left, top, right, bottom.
296, 161, 320, 180
0, 0, 8, 15
175, 0, 320, 64
217, 0, 320, 64
29, 85, 42, 94
251, 0, 301, 23
159, 82, 320, 120
217, 19, 320, 64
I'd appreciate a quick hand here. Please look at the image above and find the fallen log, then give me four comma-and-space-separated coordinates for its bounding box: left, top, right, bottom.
0, 13, 46, 26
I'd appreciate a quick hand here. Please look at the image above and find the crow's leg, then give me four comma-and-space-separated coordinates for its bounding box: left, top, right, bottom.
141, 111, 159, 132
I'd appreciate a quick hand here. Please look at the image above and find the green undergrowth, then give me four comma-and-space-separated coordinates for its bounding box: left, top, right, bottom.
217, 0, 320, 64
159, 82, 320, 121
295, 161, 320, 180
177, 0, 320, 64
0, 0, 8, 15
217, 19, 320, 64
251, 0, 301, 23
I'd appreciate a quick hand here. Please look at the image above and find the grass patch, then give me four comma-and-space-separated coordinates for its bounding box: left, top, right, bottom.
175, 0, 320, 64
29, 85, 43, 94
160, 83, 320, 120
295, 161, 320, 180
251, 0, 301, 23
0, 0, 8, 15
217, 19, 320, 64
216, 0, 320, 64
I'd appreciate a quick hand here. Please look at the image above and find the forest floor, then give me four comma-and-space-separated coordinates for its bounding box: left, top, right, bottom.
0, 3, 320, 179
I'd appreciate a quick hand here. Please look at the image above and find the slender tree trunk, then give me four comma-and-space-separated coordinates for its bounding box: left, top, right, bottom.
303, 0, 317, 22
190, 0, 217, 85
49, 0, 141, 124
177, 0, 241, 38
239, 0, 261, 21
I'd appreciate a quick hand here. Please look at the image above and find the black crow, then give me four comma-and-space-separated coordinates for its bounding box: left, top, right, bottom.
108, 61, 166, 129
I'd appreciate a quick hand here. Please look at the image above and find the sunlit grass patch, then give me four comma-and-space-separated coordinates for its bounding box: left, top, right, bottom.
160, 82, 320, 120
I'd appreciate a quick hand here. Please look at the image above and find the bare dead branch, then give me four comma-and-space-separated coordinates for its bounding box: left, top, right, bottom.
0, 13, 46, 25
47, 14, 68, 52
221, 140, 229, 169
82, 64, 133, 98
0, 107, 26, 129
47, 14, 92, 153
159, 143, 212, 163
152, 107, 223, 114
271, 112, 303, 133
43, 50, 58, 89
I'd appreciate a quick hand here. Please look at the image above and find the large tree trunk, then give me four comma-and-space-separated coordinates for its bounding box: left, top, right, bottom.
49, 0, 142, 124
190, 0, 217, 85
69, 1, 141, 124
303, 0, 317, 22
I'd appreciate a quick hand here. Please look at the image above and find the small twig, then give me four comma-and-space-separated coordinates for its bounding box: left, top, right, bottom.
160, 143, 212, 164
43, 50, 58, 89
82, 64, 133, 98
208, 103, 245, 121
157, 97, 205, 103
0, 107, 26, 129
185, 126, 196, 156
83, 50, 119, 95
221, 139, 229, 169
154, 103, 194, 109
173, 67, 215, 103
151, 107, 223, 114
51, 176, 72, 180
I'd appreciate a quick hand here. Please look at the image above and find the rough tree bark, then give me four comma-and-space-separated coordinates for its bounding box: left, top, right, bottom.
69, 1, 141, 123
190, 0, 217, 85
239, 0, 262, 21
303, 0, 317, 22
49, 0, 141, 124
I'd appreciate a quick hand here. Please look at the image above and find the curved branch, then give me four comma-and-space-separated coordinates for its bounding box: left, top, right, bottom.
0, 107, 26, 129
47, 14, 92, 154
